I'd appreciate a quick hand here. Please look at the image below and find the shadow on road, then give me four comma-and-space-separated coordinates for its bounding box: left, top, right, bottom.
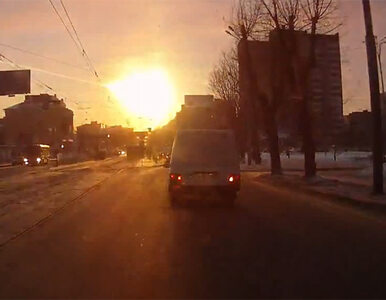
169, 194, 237, 210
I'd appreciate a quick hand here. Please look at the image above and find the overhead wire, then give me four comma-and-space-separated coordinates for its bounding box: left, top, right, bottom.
0, 53, 89, 110
0, 51, 109, 110
0, 54, 79, 107
48, 0, 100, 81
59, 0, 100, 80
0, 0, 109, 114
0, 53, 55, 92
0, 51, 100, 113
0, 42, 89, 71
47, 0, 84, 55
48, 0, 116, 115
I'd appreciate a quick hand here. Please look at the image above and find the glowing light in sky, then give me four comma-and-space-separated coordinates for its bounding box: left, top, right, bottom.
107, 69, 177, 129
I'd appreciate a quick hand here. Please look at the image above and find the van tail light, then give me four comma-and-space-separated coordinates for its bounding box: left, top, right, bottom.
170, 174, 182, 183
228, 174, 240, 183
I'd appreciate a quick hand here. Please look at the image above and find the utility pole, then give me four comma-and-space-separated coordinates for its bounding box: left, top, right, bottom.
377, 36, 386, 94
362, 0, 383, 194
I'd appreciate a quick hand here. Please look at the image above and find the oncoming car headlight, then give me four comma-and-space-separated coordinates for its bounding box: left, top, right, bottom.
23, 158, 28, 162
36, 157, 41, 163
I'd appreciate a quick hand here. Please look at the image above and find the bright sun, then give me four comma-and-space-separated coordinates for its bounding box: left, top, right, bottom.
107, 69, 177, 129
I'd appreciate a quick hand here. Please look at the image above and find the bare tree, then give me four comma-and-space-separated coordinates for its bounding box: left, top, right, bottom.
227, 0, 265, 40
227, 0, 288, 174
208, 49, 240, 113
225, 0, 340, 177
296, 0, 340, 177
228, 0, 340, 36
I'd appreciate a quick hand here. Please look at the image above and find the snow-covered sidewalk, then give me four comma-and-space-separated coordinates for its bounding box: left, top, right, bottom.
241, 151, 371, 172
256, 172, 386, 209
246, 151, 386, 208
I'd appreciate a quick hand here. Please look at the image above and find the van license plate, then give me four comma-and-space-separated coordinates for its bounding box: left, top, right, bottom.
191, 173, 217, 184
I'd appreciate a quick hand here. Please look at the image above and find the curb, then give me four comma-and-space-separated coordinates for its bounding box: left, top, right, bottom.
256, 174, 386, 212
0, 164, 12, 168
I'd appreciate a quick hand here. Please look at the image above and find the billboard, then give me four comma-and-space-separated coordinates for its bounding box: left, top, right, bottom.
0, 70, 30, 96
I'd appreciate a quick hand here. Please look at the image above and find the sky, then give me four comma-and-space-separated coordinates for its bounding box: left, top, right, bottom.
0, 0, 385, 130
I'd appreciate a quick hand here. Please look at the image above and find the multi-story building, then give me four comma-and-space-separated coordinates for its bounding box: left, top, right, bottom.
310, 33, 345, 146
238, 30, 344, 149
105, 125, 135, 151
77, 122, 135, 157
76, 121, 105, 155
346, 110, 372, 150
1, 94, 73, 150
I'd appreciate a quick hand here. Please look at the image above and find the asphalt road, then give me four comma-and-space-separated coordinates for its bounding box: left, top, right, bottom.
1, 166, 386, 298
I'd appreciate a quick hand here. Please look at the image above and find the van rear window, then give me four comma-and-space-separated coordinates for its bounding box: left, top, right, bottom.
172, 131, 238, 167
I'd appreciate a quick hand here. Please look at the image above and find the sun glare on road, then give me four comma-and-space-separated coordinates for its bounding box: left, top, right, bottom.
107, 69, 177, 129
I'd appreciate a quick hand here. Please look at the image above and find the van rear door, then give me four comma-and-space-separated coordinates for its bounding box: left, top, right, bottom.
170, 130, 239, 186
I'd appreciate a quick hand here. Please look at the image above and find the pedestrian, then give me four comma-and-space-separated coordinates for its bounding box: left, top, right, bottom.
286, 149, 291, 159
332, 145, 337, 161
56, 151, 62, 167
247, 150, 252, 166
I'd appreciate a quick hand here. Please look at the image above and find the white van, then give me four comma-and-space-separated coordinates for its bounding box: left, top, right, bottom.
168, 129, 240, 204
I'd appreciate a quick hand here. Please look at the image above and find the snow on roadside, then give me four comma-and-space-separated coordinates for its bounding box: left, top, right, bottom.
241, 151, 371, 172
0, 157, 131, 246
257, 172, 386, 208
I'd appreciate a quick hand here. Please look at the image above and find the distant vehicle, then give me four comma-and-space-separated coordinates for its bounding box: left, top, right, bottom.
126, 145, 145, 161
164, 154, 170, 168
95, 141, 107, 160
21, 144, 50, 166
168, 129, 240, 205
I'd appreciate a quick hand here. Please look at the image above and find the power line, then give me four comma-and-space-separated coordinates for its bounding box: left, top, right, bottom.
0, 55, 102, 87
0, 53, 109, 112
0, 42, 88, 71
59, 0, 100, 80
0, 53, 109, 109
0, 52, 56, 93
47, 0, 84, 59
48, 0, 100, 81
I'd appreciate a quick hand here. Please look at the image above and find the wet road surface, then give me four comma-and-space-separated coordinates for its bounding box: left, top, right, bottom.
1, 166, 386, 298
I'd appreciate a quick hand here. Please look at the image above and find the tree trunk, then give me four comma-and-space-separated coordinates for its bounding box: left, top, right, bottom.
251, 119, 262, 164
301, 95, 316, 177
264, 106, 282, 175
238, 28, 279, 174
301, 25, 317, 178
